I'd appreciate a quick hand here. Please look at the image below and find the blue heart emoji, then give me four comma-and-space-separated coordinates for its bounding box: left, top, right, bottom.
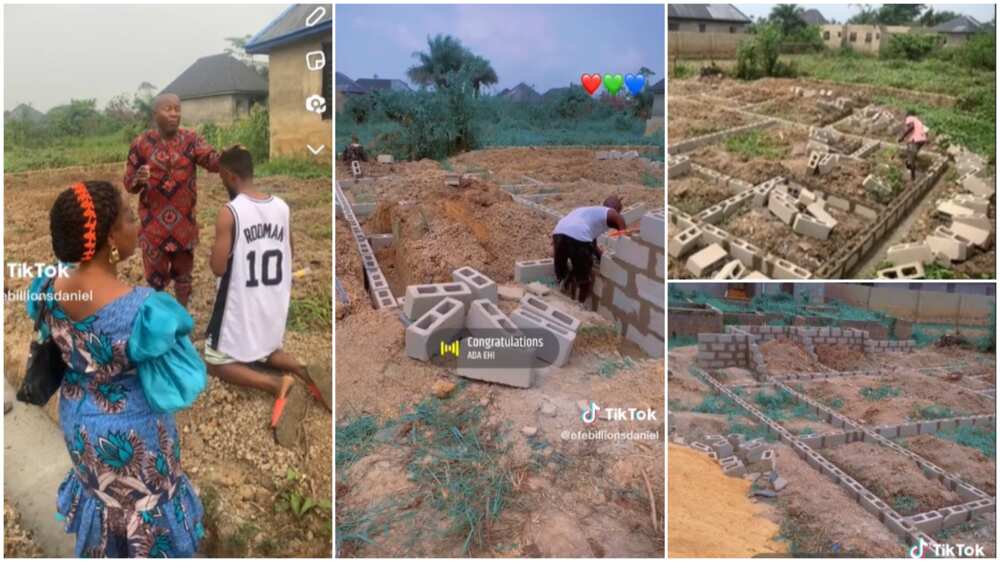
624, 74, 645, 96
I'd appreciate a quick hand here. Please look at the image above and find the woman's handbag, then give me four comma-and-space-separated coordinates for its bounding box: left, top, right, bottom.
16, 278, 68, 405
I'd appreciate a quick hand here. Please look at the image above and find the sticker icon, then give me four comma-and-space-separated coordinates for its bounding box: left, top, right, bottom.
305, 94, 327, 114
305, 50, 326, 71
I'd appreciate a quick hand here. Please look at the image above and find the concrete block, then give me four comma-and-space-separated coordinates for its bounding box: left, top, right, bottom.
960, 173, 995, 198
612, 287, 641, 316
713, 259, 747, 279
456, 361, 533, 388
615, 235, 650, 269
768, 192, 798, 225
950, 221, 991, 249
806, 202, 837, 227
909, 511, 944, 534
635, 274, 665, 309
954, 195, 989, 214
927, 227, 970, 262
886, 242, 933, 265
768, 256, 813, 279
639, 209, 666, 250
668, 225, 702, 259
405, 298, 466, 361
452, 266, 498, 302
625, 324, 664, 358
600, 255, 630, 288
937, 199, 977, 219
876, 262, 925, 280
940, 505, 970, 528
510, 307, 576, 367
376, 154, 394, 163
403, 282, 475, 320
367, 233, 395, 250
686, 243, 728, 277
514, 258, 555, 283
793, 213, 833, 240
648, 307, 664, 338
519, 295, 581, 332
729, 239, 762, 269
466, 299, 519, 334
621, 202, 648, 226
952, 213, 992, 232
743, 270, 770, 279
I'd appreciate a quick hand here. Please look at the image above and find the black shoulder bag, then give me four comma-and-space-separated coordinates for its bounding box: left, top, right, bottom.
16, 278, 68, 405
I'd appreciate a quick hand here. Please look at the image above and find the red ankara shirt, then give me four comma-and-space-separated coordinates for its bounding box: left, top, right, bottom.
124, 128, 221, 252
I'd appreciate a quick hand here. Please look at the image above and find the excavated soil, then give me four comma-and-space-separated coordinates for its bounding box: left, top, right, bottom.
903, 434, 996, 495
449, 146, 663, 186
825, 442, 962, 515
759, 339, 824, 376
815, 344, 874, 371
753, 96, 850, 126
668, 174, 739, 216
668, 97, 756, 142
667, 444, 786, 557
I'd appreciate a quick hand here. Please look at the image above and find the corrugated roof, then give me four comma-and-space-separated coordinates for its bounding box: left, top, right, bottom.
245, 4, 332, 54
931, 15, 985, 34
336, 72, 366, 94
800, 9, 828, 26
668, 4, 751, 23
160, 54, 267, 99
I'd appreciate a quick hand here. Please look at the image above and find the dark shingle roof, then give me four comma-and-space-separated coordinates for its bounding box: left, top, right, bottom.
501, 83, 542, 103
245, 4, 332, 54
652, 78, 665, 94
336, 72, 367, 94
800, 9, 828, 25
160, 54, 267, 100
668, 4, 751, 23
355, 78, 411, 92
931, 15, 985, 34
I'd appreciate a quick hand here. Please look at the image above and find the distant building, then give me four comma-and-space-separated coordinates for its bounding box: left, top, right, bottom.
335, 72, 367, 113
355, 78, 411, 92
160, 53, 268, 126
931, 15, 989, 47
499, 82, 542, 103
667, 4, 751, 34
645, 78, 665, 136
800, 9, 828, 26
820, 24, 912, 54
246, 4, 332, 158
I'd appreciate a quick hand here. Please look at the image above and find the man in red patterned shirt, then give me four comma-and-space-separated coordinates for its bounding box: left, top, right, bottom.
124, 93, 222, 307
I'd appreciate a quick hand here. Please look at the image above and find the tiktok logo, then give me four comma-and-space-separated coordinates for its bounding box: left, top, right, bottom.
580, 401, 600, 424
909, 539, 925, 559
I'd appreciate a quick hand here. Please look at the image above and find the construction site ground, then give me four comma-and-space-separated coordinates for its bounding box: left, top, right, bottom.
335, 148, 665, 557
667, 76, 996, 279
668, 337, 996, 557
3, 163, 333, 557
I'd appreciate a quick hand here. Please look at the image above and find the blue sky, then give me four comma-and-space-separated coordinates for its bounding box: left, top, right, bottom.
336, 4, 665, 94
737, 4, 995, 24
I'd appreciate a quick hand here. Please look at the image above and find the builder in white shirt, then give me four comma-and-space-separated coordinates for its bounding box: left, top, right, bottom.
551, 196, 627, 303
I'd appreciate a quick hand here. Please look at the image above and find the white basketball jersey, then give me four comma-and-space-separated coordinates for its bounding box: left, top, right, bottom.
206, 193, 292, 362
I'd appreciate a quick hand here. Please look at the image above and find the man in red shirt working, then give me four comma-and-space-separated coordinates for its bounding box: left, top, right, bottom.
898, 110, 928, 182
124, 93, 222, 306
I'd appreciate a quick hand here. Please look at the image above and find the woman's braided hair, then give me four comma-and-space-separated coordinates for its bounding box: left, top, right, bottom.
49, 181, 121, 263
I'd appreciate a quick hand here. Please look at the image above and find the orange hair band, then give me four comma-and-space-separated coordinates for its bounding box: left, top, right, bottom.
70, 182, 98, 262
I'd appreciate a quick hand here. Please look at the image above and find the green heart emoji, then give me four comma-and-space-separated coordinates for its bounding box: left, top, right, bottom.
603, 73, 624, 95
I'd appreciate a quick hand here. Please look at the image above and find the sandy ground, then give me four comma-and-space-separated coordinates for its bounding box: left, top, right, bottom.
4, 500, 45, 557
667, 444, 785, 557
3, 163, 333, 557
336, 149, 665, 557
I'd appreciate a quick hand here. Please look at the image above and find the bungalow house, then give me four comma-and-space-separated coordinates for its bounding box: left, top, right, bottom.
800, 9, 828, 26
160, 53, 267, 125
499, 82, 542, 103
336, 72, 367, 113
931, 15, 988, 47
667, 4, 751, 33
245, 4, 332, 158
645, 78, 665, 136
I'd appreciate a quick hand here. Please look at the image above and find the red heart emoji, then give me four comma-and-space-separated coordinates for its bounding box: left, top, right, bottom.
581, 73, 601, 95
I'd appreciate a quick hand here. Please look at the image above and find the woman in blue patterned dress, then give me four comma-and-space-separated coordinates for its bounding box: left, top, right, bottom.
28, 181, 206, 557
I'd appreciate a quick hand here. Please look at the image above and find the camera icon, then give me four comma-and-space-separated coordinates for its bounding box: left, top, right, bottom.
305, 94, 327, 114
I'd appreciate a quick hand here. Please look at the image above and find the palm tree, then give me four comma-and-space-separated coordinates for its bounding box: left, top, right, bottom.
407, 34, 469, 89
769, 4, 805, 36
466, 55, 498, 96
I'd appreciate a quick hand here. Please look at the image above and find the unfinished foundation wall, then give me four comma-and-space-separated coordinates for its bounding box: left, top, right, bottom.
695, 333, 751, 369
667, 306, 723, 339
591, 210, 665, 357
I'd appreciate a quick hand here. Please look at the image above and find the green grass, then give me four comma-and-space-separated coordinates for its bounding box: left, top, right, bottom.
4, 131, 127, 172
874, 94, 995, 157
724, 130, 786, 160
935, 426, 996, 457
597, 356, 637, 378
860, 385, 901, 401
258, 157, 331, 179
641, 170, 663, 188
825, 397, 845, 410
335, 415, 380, 470
667, 335, 698, 349
892, 495, 920, 515
693, 393, 743, 416
728, 418, 778, 443
287, 290, 332, 332
913, 404, 963, 420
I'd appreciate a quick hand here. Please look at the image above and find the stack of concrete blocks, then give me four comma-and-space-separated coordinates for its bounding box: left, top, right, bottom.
335, 181, 397, 310
460, 299, 534, 388
694, 332, 751, 369
590, 209, 664, 358
863, 339, 916, 353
